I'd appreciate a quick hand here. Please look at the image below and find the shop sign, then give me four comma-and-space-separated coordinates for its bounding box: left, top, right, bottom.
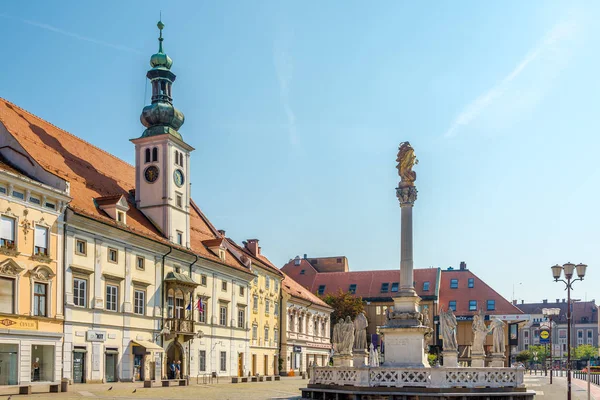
293, 345, 302, 353
540, 328, 550, 344
86, 330, 107, 342
0, 317, 38, 330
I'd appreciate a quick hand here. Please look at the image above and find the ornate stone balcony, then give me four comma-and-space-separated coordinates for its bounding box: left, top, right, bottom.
310, 366, 525, 389
165, 318, 194, 334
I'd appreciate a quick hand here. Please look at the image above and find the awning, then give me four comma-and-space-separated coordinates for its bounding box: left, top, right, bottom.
131, 340, 164, 352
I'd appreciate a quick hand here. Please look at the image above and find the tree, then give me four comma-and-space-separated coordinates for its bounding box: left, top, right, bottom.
321, 289, 365, 325
574, 344, 598, 361
516, 350, 531, 363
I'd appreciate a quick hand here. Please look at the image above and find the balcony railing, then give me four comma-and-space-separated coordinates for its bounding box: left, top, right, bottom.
165, 318, 194, 334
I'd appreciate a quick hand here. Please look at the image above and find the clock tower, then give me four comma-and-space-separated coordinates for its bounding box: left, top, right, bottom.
131, 20, 194, 246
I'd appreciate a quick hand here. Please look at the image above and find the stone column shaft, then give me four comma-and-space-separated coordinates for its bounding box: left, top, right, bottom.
399, 204, 414, 291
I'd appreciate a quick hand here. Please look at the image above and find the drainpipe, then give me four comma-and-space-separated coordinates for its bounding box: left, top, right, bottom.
161, 246, 173, 336
61, 210, 68, 382
188, 253, 198, 378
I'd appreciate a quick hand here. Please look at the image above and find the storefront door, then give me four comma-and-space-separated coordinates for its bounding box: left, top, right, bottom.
0, 344, 18, 385
133, 355, 144, 381
251, 354, 256, 376
237, 353, 243, 377
105, 354, 117, 383
73, 351, 85, 384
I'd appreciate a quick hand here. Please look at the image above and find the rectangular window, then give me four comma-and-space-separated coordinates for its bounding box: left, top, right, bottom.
300, 269, 305, 275
0, 277, 14, 314
252, 325, 258, 339
12, 190, 24, 200
317, 285, 325, 296
423, 281, 430, 291
274, 302, 279, 316
265, 276, 270, 290
524, 331, 529, 338
274, 328, 278, 343
265, 299, 270, 315
264, 327, 269, 343
199, 350, 206, 372
253, 295, 258, 311
468, 278, 474, 288
487, 300, 496, 311
107, 247, 118, 263
106, 284, 118, 312
0, 216, 16, 249
167, 295, 174, 318
238, 308, 245, 328
239, 286, 244, 296
219, 305, 227, 326
176, 231, 183, 245
450, 279, 459, 289
198, 299, 206, 323
34, 226, 49, 256
117, 211, 125, 222
75, 239, 86, 255
391, 282, 399, 292
448, 300, 457, 311
31, 283, 47, 316
348, 284, 357, 294
380, 283, 389, 293
29, 196, 41, 205
469, 300, 477, 311
134, 290, 145, 315
274, 281, 279, 292
0, 186, 5, 194
136, 256, 145, 270
176, 194, 182, 208
220, 351, 227, 372
44, 202, 56, 210
73, 278, 87, 307
200, 275, 207, 286
221, 280, 227, 291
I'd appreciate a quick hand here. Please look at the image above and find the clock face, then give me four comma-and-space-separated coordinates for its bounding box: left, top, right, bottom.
144, 166, 159, 183
174, 169, 185, 187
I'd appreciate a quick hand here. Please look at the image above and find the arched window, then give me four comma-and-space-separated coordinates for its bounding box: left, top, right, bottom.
145, 148, 151, 163
179, 152, 183, 167
174, 150, 179, 166
152, 147, 158, 162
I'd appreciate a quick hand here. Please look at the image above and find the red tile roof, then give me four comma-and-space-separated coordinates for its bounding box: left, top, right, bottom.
226, 238, 284, 278
439, 269, 523, 316
0, 98, 250, 275
282, 272, 331, 309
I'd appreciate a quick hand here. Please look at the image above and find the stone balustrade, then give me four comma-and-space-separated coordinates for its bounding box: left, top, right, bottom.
311, 366, 525, 389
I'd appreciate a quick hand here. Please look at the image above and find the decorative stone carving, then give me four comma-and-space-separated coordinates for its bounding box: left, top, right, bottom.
30, 265, 55, 281
333, 316, 354, 356
490, 317, 506, 355
353, 312, 368, 350
0, 259, 24, 276
439, 308, 457, 351
396, 186, 418, 206
368, 343, 380, 367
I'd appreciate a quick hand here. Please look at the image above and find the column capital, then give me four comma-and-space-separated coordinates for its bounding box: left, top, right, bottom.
396, 186, 418, 206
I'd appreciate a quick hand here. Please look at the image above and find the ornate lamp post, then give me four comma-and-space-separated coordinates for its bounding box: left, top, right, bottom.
551, 262, 588, 400
542, 307, 560, 384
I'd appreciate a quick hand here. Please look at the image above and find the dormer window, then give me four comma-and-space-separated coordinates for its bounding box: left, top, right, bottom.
218, 249, 226, 261
96, 195, 130, 224
117, 211, 125, 223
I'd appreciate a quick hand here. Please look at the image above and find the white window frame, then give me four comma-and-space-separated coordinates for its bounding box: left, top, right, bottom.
219, 305, 227, 326
136, 256, 145, 270
0, 276, 16, 314
34, 225, 49, 257
106, 284, 118, 312
265, 299, 270, 315
134, 289, 145, 315
219, 351, 227, 372
73, 278, 87, 308
199, 350, 206, 372
107, 247, 118, 263
238, 307, 245, 328
0, 215, 16, 249
75, 239, 87, 256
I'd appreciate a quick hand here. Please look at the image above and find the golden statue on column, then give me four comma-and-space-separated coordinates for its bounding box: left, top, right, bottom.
396, 141, 418, 187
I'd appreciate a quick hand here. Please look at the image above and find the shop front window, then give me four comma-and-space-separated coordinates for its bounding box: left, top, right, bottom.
31, 345, 54, 382
0, 343, 18, 385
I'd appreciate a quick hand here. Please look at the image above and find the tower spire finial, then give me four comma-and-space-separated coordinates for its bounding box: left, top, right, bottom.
157, 17, 164, 53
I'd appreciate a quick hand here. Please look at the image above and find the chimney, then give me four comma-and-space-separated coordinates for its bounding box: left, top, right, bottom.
556, 299, 560, 303
521, 300, 524, 304
303, 253, 307, 259
246, 239, 259, 256
562, 299, 566, 303
459, 261, 467, 270
218, 229, 226, 236
543, 299, 548, 304
512, 300, 517, 305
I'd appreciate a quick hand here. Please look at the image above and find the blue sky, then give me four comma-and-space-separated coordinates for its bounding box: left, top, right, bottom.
1, 1, 599, 304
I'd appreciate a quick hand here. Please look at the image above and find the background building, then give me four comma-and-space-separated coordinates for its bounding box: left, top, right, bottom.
280, 273, 332, 376
0, 156, 70, 387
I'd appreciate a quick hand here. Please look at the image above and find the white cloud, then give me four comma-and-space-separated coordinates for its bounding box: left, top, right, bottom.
0, 13, 141, 54
273, 32, 297, 145
444, 19, 578, 138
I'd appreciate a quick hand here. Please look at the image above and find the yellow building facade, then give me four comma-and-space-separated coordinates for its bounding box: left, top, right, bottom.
0, 159, 70, 386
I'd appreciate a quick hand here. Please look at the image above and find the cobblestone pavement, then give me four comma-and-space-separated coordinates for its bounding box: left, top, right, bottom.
2, 375, 598, 400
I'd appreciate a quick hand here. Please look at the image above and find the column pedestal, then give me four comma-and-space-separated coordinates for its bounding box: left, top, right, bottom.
380, 325, 430, 368
442, 350, 458, 367
471, 352, 485, 368
333, 355, 353, 367
489, 352, 506, 367
352, 350, 369, 368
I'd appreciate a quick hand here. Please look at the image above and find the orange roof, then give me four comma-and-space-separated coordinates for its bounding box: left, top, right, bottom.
282, 272, 331, 309
0, 98, 249, 274
226, 238, 284, 278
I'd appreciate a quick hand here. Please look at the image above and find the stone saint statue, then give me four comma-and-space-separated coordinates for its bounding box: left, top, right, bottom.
471, 310, 488, 354
489, 317, 506, 354
353, 312, 368, 350
396, 141, 418, 186
368, 343, 380, 367
333, 317, 355, 355
440, 308, 458, 351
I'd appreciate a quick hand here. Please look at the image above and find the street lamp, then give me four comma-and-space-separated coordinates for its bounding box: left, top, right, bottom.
551, 262, 588, 400
542, 307, 561, 384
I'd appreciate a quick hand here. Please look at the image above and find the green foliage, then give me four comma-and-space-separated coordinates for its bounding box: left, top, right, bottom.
427, 354, 438, 366
574, 344, 598, 360
321, 289, 365, 324
516, 351, 531, 363
528, 345, 550, 363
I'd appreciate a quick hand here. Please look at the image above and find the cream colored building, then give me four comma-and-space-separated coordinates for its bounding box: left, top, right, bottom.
227, 239, 282, 377
280, 273, 332, 375
0, 156, 70, 387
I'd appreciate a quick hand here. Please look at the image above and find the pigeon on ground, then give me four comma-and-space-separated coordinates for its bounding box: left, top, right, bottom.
108, 386, 113, 391
133, 389, 137, 393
